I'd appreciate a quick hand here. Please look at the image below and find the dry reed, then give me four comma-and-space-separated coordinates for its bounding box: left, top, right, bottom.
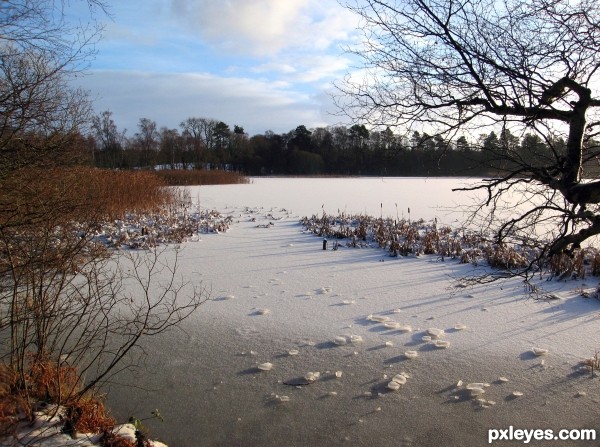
80, 168, 174, 219
0, 167, 175, 228
0, 365, 26, 438
301, 212, 600, 277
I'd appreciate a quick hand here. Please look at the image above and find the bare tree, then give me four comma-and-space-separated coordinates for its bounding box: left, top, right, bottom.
0, 0, 107, 54
338, 0, 600, 273
0, 0, 106, 176
135, 117, 159, 167
0, 4, 209, 438
180, 117, 220, 166
158, 127, 185, 169
0, 185, 207, 401
91, 110, 127, 168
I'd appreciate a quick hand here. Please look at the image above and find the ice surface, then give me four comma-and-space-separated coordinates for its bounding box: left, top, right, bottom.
89, 177, 600, 447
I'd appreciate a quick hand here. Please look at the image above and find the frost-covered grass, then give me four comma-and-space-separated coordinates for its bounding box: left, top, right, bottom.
300, 211, 600, 278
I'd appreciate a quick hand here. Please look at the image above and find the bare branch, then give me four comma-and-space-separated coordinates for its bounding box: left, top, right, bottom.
339, 0, 600, 269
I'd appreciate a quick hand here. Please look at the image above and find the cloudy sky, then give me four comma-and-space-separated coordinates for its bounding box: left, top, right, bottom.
71, 0, 361, 136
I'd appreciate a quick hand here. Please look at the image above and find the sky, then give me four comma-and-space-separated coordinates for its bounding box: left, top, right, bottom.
70, 0, 362, 137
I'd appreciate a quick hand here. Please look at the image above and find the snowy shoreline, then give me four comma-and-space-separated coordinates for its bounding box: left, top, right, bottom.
3, 418, 167, 447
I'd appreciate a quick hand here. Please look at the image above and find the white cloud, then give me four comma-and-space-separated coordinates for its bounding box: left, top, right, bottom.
248, 54, 352, 85
70, 1, 358, 136
168, 0, 358, 56
251, 62, 297, 75
289, 54, 352, 83
74, 70, 340, 135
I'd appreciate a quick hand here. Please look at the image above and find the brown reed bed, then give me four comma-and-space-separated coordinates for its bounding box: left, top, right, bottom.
0, 167, 174, 226
1, 167, 234, 252
86, 169, 174, 218
155, 169, 250, 186
300, 212, 600, 279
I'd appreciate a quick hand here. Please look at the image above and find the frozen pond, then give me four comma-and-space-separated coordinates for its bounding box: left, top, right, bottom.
103, 177, 598, 447
191, 177, 482, 224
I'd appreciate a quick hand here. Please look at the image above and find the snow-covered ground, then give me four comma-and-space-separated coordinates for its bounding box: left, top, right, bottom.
4, 417, 166, 447
67, 178, 600, 446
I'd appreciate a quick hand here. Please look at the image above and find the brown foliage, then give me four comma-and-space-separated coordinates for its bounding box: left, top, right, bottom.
29, 360, 82, 402
87, 169, 174, 219
67, 399, 115, 434
99, 432, 136, 447
0, 365, 28, 438
0, 167, 175, 231
0, 359, 123, 442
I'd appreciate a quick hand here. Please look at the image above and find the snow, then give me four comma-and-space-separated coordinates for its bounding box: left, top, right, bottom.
3, 418, 167, 447
8, 178, 600, 447
191, 176, 482, 222
107, 178, 600, 446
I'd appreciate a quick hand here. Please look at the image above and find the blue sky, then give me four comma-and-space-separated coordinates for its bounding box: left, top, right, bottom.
71, 0, 361, 136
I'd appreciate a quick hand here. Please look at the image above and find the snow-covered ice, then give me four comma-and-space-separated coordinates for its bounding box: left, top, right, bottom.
17, 178, 600, 447
101, 178, 600, 446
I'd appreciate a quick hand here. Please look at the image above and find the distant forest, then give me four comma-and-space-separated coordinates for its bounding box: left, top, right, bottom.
83, 111, 598, 177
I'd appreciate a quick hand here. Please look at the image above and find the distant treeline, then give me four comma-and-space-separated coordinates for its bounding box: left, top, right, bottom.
49, 111, 600, 177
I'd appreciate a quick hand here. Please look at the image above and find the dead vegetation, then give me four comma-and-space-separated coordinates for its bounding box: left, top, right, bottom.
0, 167, 173, 229
582, 352, 600, 378
0, 167, 214, 445
0, 360, 130, 445
301, 211, 600, 278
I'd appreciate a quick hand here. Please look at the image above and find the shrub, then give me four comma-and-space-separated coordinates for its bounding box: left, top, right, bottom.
0, 166, 208, 445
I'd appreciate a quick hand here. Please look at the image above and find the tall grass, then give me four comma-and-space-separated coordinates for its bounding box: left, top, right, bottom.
0, 167, 175, 230
85, 168, 174, 219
